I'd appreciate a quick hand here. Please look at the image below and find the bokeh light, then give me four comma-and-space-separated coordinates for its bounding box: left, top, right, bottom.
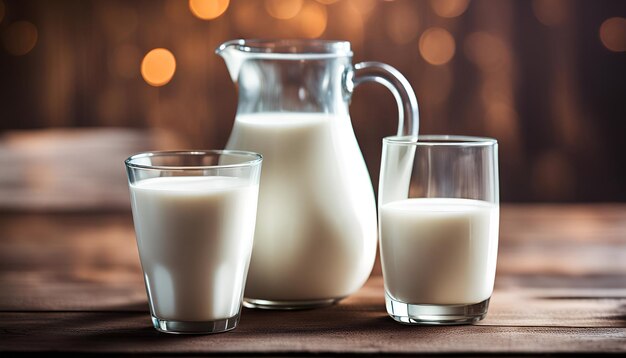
464, 32, 511, 72
532, 0, 568, 27
297, 1, 327, 38
430, 0, 470, 18
2, 21, 38, 56
189, 0, 229, 20
141, 48, 176, 87
0, 1, 5, 24
315, 0, 338, 4
385, 0, 419, 45
419, 27, 456, 65
265, 0, 303, 20
348, 0, 377, 19
337, 0, 364, 49
599, 17, 626, 52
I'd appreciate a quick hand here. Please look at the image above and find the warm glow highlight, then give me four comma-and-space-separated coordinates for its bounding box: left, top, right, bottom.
385, 1, 419, 45
419, 27, 455, 65
532, 0, 568, 27
599, 17, 626, 52
430, 0, 470, 18
2, 21, 38, 56
298, 1, 327, 38
265, 0, 303, 20
315, 0, 339, 4
141, 48, 177, 87
189, 0, 229, 20
348, 0, 377, 18
464, 32, 511, 72
481, 77, 513, 106
486, 101, 519, 140
340, 1, 365, 48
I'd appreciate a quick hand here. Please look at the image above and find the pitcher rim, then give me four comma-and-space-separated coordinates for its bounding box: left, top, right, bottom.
216, 39, 353, 59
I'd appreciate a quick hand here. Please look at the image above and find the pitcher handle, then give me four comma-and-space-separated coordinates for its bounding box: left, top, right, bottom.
346, 62, 419, 137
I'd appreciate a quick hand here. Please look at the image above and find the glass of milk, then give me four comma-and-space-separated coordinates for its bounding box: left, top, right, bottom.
378, 135, 499, 325
124, 150, 262, 334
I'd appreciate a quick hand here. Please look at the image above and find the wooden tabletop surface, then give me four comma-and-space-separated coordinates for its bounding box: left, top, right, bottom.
1, 205, 625, 356
0, 130, 625, 355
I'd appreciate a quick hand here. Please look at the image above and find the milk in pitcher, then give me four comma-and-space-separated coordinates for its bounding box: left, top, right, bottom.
226, 112, 377, 303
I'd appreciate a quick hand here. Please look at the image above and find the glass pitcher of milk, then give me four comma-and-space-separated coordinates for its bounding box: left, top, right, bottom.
216, 39, 419, 309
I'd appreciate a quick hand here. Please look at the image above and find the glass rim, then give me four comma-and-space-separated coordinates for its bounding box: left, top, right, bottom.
124, 150, 263, 171
383, 135, 498, 147
216, 39, 353, 59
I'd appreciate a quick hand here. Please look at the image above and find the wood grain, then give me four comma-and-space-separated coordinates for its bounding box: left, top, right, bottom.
1, 206, 625, 354
1, 310, 625, 354
0, 128, 185, 211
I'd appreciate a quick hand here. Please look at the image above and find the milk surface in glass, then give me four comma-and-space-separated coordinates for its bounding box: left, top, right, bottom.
129, 176, 258, 321
380, 198, 499, 305
226, 112, 377, 301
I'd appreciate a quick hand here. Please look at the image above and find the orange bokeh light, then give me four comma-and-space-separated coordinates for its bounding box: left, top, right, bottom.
430, 0, 470, 18
348, 0, 377, 18
141, 48, 177, 87
3, 21, 38, 56
339, 0, 365, 48
298, 1, 327, 38
189, 0, 229, 20
532, 0, 569, 27
265, 0, 303, 20
315, 0, 339, 4
599, 17, 626, 52
419, 27, 455, 65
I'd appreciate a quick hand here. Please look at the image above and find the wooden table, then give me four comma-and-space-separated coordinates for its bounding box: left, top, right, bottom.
0, 126, 624, 355
1, 204, 625, 355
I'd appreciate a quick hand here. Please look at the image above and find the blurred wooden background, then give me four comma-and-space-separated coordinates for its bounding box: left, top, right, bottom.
0, 0, 625, 205
0, 3, 625, 353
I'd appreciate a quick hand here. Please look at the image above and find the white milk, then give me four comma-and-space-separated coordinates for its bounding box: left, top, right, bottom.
380, 198, 499, 305
129, 176, 258, 321
226, 113, 377, 301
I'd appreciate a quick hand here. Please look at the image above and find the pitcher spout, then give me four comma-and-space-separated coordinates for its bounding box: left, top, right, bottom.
215, 39, 247, 82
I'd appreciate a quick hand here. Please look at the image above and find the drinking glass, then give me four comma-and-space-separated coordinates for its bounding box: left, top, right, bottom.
378, 135, 499, 324
125, 150, 262, 334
